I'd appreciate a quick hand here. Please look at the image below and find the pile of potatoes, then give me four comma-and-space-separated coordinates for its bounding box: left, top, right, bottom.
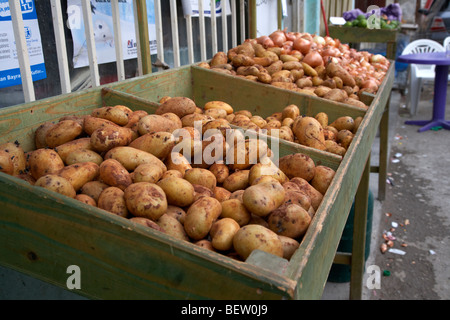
0, 97, 337, 262
201, 102, 361, 157
198, 31, 390, 110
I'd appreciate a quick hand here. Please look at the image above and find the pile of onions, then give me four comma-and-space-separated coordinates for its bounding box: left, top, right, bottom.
302, 51, 323, 68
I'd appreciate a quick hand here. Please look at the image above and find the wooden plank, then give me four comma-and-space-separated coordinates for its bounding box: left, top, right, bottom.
101, 87, 160, 113
329, 25, 398, 43
9, 0, 35, 102
81, 0, 100, 86
111, 0, 125, 81
286, 61, 395, 299
0, 174, 295, 300
50, 0, 72, 94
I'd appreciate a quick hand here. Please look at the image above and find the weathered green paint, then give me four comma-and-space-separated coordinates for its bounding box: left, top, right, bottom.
0, 62, 395, 300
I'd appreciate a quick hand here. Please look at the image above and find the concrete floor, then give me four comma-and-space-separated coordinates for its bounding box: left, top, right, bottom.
323, 82, 450, 300
1, 83, 449, 300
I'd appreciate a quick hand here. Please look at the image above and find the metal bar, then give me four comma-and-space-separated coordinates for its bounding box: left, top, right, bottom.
240, 0, 246, 42
9, 0, 35, 102
186, 15, 194, 64
111, 0, 125, 81
231, 0, 237, 48
221, 0, 228, 52
211, 0, 218, 55
134, 0, 152, 75
170, 0, 180, 68
199, 0, 207, 61
154, 0, 164, 71
81, 0, 100, 86
278, 0, 282, 30
249, 0, 256, 39
50, 0, 71, 94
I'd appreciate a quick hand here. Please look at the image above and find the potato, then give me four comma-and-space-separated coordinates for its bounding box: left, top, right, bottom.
220, 198, 251, 226
164, 152, 192, 177
157, 176, 195, 207
138, 114, 181, 135
193, 184, 214, 201
281, 104, 300, 120
208, 162, 229, 184
75, 194, 96, 206
330, 116, 355, 132
0, 142, 26, 176
155, 97, 196, 118
28, 148, 65, 180
204, 108, 227, 119
34, 122, 55, 149
232, 54, 255, 67
58, 162, 100, 191
310, 165, 336, 195
195, 239, 215, 251
129, 132, 176, 160
242, 181, 285, 217
353, 116, 363, 134
323, 88, 348, 103
124, 182, 168, 221
91, 105, 132, 126
133, 163, 166, 184
278, 153, 316, 181
156, 214, 189, 241
161, 169, 183, 179
204, 101, 234, 115
34, 174, 76, 198
222, 169, 250, 192
90, 126, 133, 153
184, 196, 222, 240
250, 115, 267, 128
181, 113, 214, 128
210, 218, 240, 251
314, 112, 328, 128
80, 180, 109, 202
290, 177, 323, 211
211, 186, 229, 202
165, 205, 187, 225
345, 98, 368, 110
183, 168, 217, 191
233, 224, 284, 260
97, 186, 129, 218
267, 203, 311, 238
55, 138, 92, 164
278, 235, 300, 260
104, 146, 166, 172
292, 116, 326, 151
248, 160, 288, 185
83, 115, 119, 135
325, 62, 356, 87
336, 129, 354, 150
314, 85, 332, 97
227, 139, 269, 171
43, 119, 83, 148
65, 149, 103, 166
129, 217, 165, 233
324, 140, 346, 156
99, 158, 132, 191
210, 51, 228, 67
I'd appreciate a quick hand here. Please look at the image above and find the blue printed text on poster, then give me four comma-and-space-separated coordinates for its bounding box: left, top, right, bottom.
0, 0, 47, 89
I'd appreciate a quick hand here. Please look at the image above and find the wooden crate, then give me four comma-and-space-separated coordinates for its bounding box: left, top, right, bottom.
0, 62, 394, 299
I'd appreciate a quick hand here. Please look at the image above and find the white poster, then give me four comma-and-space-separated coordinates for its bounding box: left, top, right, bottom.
67, 0, 157, 69
181, 0, 231, 17
0, 0, 46, 89
256, 0, 287, 37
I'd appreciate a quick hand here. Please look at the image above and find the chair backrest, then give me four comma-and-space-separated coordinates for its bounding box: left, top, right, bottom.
401, 39, 445, 70
444, 37, 450, 50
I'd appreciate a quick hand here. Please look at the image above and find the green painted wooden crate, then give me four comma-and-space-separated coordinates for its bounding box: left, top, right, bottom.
0, 63, 394, 299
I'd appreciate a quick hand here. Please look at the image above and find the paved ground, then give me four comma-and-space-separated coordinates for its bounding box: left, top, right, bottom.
323, 83, 450, 300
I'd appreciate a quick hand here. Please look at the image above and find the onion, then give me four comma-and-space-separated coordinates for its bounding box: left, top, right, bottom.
281, 41, 293, 54
285, 32, 297, 42
361, 79, 379, 92
293, 37, 311, 55
313, 35, 326, 46
269, 30, 287, 47
302, 51, 323, 68
257, 35, 274, 48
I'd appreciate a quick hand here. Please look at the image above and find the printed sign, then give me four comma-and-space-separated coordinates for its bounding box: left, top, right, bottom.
181, 0, 231, 17
67, 0, 157, 69
0, 0, 47, 89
